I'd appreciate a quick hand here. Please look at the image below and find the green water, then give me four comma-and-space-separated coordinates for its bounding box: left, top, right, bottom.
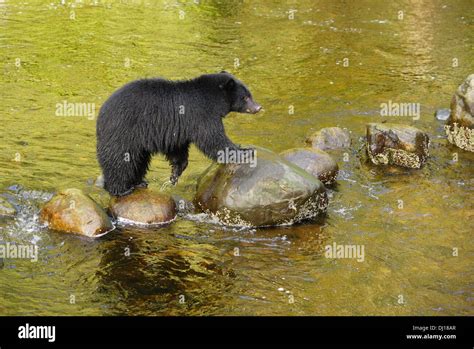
0, 0, 473, 315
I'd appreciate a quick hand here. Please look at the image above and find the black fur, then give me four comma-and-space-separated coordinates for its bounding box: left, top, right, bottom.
96, 72, 261, 196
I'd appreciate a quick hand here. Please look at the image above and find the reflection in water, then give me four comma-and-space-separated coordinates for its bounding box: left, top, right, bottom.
96, 230, 235, 315
396, 0, 436, 83
0, 0, 473, 316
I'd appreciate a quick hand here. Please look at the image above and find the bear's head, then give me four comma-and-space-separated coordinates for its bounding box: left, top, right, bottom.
219, 71, 262, 114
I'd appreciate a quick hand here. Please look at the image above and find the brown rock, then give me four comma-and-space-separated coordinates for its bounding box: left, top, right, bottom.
40, 188, 114, 237
109, 189, 176, 226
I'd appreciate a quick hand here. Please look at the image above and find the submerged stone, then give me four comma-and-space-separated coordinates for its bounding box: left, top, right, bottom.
366, 123, 430, 169
305, 127, 351, 150
40, 188, 114, 237
109, 189, 176, 226
280, 148, 338, 185
445, 74, 474, 152
0, 197, 16, 218
195, 146, 328, 227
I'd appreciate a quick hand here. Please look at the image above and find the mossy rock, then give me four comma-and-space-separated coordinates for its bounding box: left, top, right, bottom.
195, 146, 328, 227
366, 123, 430, 169
445, 74, 474, 152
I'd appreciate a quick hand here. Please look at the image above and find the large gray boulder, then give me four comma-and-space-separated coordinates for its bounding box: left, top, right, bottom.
366, 123, 430, 169
40, 188, 114, 237
195, 146, 328, 227
445, 74, 474, 152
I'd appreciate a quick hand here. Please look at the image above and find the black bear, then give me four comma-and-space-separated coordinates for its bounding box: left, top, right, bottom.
96, 71, 262, 196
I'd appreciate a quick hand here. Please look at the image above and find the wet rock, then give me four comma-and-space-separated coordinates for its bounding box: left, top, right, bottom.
109, 189, 176, 226
172, 195, 195, 216
40, 188, 114, 237
366, 123, 430, 169
306, 127, 351, 150
0, 197, 16, 217
195, 146, 328, 227
280, 148, 338, 186
445, 74, 474, 152
434, 108, 450, 121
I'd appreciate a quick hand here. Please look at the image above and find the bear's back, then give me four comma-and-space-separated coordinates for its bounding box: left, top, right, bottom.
97, 78, 177, 124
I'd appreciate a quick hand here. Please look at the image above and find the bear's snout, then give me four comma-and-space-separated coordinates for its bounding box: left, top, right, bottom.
246, 99, 262, 114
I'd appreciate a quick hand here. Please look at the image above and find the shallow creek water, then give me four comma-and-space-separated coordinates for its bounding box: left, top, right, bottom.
0, 0, 473, 315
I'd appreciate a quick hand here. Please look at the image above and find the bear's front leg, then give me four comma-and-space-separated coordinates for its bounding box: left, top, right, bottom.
166, 145, 190, 185
170, 163, 186, 185
194, 124, 241, 162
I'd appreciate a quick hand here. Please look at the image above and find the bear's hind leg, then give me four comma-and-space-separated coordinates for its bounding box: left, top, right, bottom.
131, 152, 151, 189
103, 171, 135, 197
102, 151, 150, 197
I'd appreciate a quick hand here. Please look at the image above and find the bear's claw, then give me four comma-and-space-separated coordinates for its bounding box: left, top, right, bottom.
170, 175, 179, 185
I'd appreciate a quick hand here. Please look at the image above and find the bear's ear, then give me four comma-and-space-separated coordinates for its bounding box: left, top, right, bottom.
220, 70, 228, 74
219, 77, 235, 90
